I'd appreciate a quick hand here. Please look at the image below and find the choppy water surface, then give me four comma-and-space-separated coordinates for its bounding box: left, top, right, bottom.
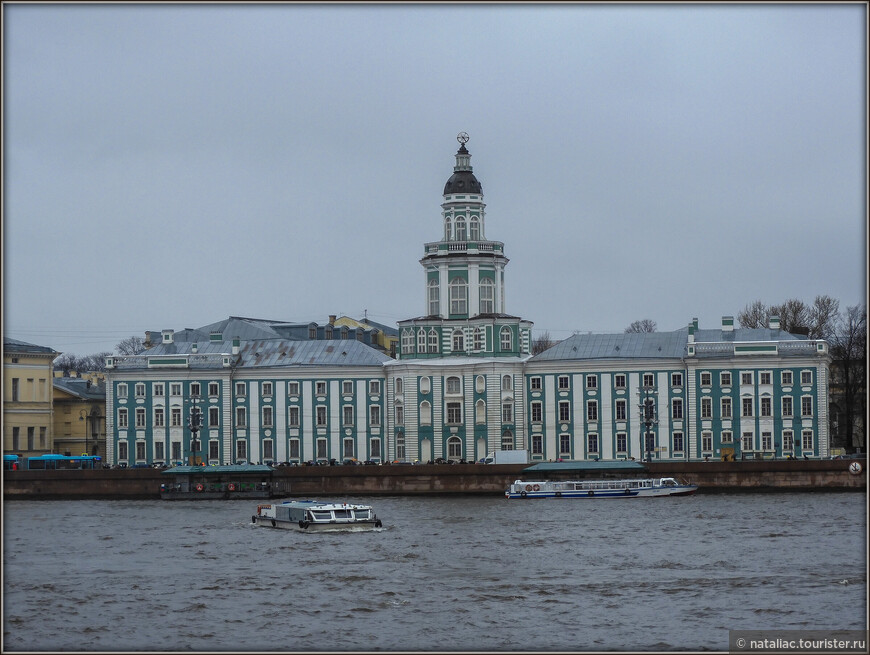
3, 492, 866, 652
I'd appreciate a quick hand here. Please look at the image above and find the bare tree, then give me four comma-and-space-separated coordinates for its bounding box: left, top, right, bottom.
809, 295, 840, 340
829, 304, 866, 453
53, 352, 81, 375
82, 352, 112, 372
769, 298, 810, 333
738, 300, 768, 329
532, 331, 557, 355
116, 335, 146, 355
625, 319, 657, 333
739, 296, 839, 338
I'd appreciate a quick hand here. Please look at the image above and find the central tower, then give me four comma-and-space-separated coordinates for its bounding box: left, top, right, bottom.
397, 134, 532, 359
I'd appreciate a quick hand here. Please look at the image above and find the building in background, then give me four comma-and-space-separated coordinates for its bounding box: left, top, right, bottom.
103, 135, 832, 466
52, 373, 106, 458
3, 338, 58, 456
333, 315, 398, 358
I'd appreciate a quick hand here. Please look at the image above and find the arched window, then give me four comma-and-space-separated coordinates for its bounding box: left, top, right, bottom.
469, 217, 480, 241
417, 329, 426, 353
447, 436, 462, 460
476, 399, 486, 424
444, 217, 452, 241
428, 279, 439, 316
455, 217, 466, 241
502, 375, 512, 391
501, 430, 514, 450
449, 277, 467, 315
452, 329, 465, 353
420, 401, 432, 425
396, 432, 406, 460
500, 326, 513, 352
394, 378, 403, 395
401, 329, 414, 354
428, 329, 439, 353
479, 277, 494, 314
473, 327, 483, 351
446, 376, 461, 394
420, 377, 431, 394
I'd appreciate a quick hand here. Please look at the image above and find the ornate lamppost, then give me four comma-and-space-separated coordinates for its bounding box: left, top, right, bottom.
637, 385, 659, 462
187, 395, 203, 465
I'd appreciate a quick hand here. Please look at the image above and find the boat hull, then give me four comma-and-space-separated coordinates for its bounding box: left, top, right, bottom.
505, 477, 698, 499
505, 486, 697, 499
251, 516, 381, 532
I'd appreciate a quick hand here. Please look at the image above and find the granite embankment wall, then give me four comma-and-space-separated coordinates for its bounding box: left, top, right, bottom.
3, 459, 865, 500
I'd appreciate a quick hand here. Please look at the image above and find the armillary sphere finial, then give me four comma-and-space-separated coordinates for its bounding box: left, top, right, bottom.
457, 132, 469, 145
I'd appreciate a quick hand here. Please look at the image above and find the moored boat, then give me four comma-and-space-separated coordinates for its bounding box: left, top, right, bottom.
505, 477, 698, 499
252, 500, 383, 532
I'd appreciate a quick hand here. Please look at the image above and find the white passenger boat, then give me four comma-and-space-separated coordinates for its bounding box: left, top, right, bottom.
251, 500, 383, 532
505, 477, 698, 499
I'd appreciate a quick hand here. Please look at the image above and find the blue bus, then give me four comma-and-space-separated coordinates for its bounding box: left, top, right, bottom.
23, 454, 103, 470
4, 454, 21, 470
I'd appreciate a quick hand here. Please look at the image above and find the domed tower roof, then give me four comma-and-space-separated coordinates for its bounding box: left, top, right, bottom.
443, 134, 482, 195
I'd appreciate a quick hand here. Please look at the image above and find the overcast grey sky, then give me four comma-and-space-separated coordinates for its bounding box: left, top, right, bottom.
4, 2, 866, 356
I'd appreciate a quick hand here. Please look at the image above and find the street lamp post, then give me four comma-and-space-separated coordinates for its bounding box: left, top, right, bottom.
187, 395, 203, 465
637, 385, 659, 463
79, 409, 90, 457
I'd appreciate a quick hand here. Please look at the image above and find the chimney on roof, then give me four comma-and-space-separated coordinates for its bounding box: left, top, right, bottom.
329, 315, 336, 325
769, 316, 781, 330
191, 343, 198, 353
232, 337, 240, 355
162, 329, 174, 344
687, 321, 695, 344
722, 316, 734, 332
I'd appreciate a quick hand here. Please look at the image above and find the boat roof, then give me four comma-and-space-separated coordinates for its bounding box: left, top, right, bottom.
276, 500, 372, 510
523, 461, 647, 472
162, 465, 273, 475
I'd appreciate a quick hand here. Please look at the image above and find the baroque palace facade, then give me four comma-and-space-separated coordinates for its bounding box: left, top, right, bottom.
104, 136, 831, 466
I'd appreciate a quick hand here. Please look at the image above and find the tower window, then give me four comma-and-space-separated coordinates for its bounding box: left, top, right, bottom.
479, 278, 494, 314
449, 278, 467, 315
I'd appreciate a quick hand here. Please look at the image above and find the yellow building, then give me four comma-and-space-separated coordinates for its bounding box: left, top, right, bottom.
4, 338, 58, 456
331, 315, 398, 358
52, 373, 106, 458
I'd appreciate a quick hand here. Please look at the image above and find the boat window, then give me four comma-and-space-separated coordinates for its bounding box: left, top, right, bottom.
353, 509, 371, 519
311, 511, 332, 521
332, 509, 352, 519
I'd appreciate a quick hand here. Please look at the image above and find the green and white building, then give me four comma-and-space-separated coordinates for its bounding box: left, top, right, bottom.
104, 136, 831, 466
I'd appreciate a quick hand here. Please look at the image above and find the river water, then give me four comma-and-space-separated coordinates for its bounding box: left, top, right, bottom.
3, 492, 866, 652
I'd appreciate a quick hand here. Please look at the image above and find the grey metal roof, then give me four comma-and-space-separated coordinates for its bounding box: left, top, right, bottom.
53, 377, 106, 400
115, 338, 392, 370
693, 327, 805, 343
532, 329, 689, 361
4, 337, 58, 354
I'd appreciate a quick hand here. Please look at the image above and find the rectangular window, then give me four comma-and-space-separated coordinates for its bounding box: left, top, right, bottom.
531, 402, 542, 423
616, 433, 627, 453
117, 383, 128, 398
262, 382, 273, 397
263, 440, 274, 461
316, 381, 327, 396
760, 372, 772, 385
446, 377, 461, 394
208, 407, 219, 426
171, 408, 182, 427
530, 377, 542, 390
557, 375, 569, 390
12, 427, 19, 450
721, 372, 732, 387
154, 408, 165, 427
369, 380, 380, 395
136, 441, 146, 460
236, 440, 247, 461
11, 378, 19, 401
190, 382, 201, 397
614, 374, 626, 389
39, 427, 46, 448
135, 383, 146, 397
370, 438, 381, 459
288, 406, 300, 426
236, 407, 247, 427
587, 434, 599, 454
559, 401, 571, 422
801, 371, 812, 385
153, 383, 164, 396
701, 397, 712, 419
672, 399, 683, 420
801, 396, 813, 417
208, 382, 219, 397
343, 381, 354, 395
316, 438, 328, 460
209, 440, 219, 460
742, 398, 753, 417
741, 372, 753, 386
396, 405, 404, 426
671, 373, 683, 387
782, 396, 793, 417
781, 371, 793, 386
502, 403, 512, 423
615, 399, 627, 421
262, 406, 273, 427
586, 400, 598, 422
783, 431, 794, 451
802, 431, 813, 451
287, 382, 299, 396
721, 397, 732, 419
343, 406, 354, 426
643, 373, 654, 387
760, 397, 772, 417
343, 438, 354, 459
762, 432, 772, 450
289, 439, 301, 460
700, 372, 712, 387
721, 431, 733, 443
171, 442, 181, 461
316, 406, 327, 426
742, 432, 753, 451
673, 432, 684, 452
370, 405, 381, 426
701, 432, 712, 452
446, 402, 462, 424
235, 382, 246, 396
531, 434, 543, 455
118, 409, 128, 428
118, 441, 128, 460
155, 442, 165, 461
135, 408, 146, 428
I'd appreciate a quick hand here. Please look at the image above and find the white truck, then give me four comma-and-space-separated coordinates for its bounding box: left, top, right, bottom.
483, 449, 530, 465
